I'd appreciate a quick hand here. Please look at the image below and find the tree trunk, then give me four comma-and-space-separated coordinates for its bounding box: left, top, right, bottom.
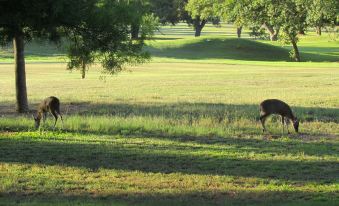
195, 26, 202, 37
291, 39, 301, 62
262, 23, 279, 41
81, 61, 86, 79
194, 17, 206, 37
13, 34, 29, 113
131, 23, 140, 40
316, 26, 322, 36
237, 26, 243, 38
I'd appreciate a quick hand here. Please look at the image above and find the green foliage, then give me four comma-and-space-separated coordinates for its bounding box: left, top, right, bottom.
150, 0, 189, 25
215, 0, 247, 26
140, 13, 160, 38
306, 0, 338, 29
249, 26, 268, 39
185, 0, 215, 20
0, 0, 153, 77
66, 0, 152, 76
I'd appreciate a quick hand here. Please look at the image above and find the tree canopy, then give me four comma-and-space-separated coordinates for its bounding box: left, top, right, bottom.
186, 0, 338, 60
66, 0, 151, 78
185, 0, 217, 36
306, 0, 338, 35
0, 0, 153, 112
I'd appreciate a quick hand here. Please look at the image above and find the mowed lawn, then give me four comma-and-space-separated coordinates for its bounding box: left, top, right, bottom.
0, 24, 339, 205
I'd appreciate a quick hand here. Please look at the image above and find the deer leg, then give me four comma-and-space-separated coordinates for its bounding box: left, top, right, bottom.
43, 112, 47, 125
285, 118, 290, 134
51, 111, 58, 129
58, 112, 64, 128
281, 116, 285, 134
260, 114, 268, 133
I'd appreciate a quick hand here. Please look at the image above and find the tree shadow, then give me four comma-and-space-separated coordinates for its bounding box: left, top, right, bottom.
62, 102, 339, 124
0, 136, 337, 183
150, 37, 184, 41
146, 38, 338, 62
0, 39, 66, 59
1, 190, 337, 206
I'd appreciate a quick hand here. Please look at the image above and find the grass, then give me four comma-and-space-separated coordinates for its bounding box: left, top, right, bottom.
0, 23, 338, 205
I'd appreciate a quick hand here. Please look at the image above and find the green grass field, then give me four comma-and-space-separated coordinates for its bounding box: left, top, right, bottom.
0, 23, 338, 205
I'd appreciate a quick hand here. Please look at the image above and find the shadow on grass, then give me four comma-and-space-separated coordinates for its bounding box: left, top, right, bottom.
147, 38, 338, 62
150, 37, 184, 41
0, 191, 337, 206
0, 135, 338, 183
65, 102, 339, 123
0, 40, 66, 60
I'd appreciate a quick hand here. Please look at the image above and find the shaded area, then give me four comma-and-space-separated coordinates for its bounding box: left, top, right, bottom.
147, 38, 290, 61
147, 38, 338, 62
0, 136, 338, 183
150, 37, 183, 41
0, 39, 66, 59
0, 191, 337, 206
1, 37, 337, 62
58, 102, 339, 124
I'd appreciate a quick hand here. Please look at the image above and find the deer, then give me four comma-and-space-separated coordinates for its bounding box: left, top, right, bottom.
259, 99, 299, 134
33, 96, 63, 129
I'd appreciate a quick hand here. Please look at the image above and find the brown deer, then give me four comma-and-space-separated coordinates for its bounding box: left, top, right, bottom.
259, 99, 299, 134
33, 96, 63, 129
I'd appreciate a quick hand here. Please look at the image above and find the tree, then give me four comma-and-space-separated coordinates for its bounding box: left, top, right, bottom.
0, 0, 70, 112
0, 0, 152, 112
128, 0, 151, 39
245, 0, 282, 41
215, 0, 246, 38
306, 0, 338, 35
185, 0, 216, 36
209, 0, 312, 61
267, 0, 308, 62
150, 0, 183, 25
66, 0, 153, 78
220, 0, 307, 61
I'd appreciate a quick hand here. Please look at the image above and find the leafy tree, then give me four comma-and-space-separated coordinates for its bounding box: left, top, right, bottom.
243, 0, 307, 61
276, 0, 307, 62
0, 0, 76, 112
0, 0, 152, 112
244, 0, 282, 41
221, 0, 311, 61
66, 0, 152, 79
150, 0, 182, 25
185, 0, 216, 36
210, 0, 281, 40
306, 0, 338, 35
128, 0, 151, 39
215, 0, 246, 38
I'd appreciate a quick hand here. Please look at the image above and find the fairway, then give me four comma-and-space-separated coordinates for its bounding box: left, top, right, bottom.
0, 23, 339, 206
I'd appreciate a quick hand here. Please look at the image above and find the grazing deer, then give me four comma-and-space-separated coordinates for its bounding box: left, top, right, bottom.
33, 96, 63, 129
259, 99, 299, 134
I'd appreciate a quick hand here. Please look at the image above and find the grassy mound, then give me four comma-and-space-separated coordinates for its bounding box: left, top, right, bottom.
147, 37, 291, 61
